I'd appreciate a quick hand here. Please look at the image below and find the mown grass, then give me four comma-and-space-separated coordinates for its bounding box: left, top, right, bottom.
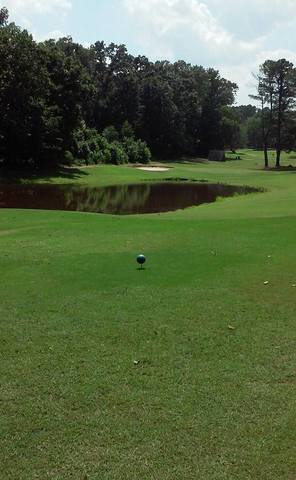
1, 150, 296, 479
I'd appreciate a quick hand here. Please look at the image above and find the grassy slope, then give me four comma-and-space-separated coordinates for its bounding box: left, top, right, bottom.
1, 150, 296, 479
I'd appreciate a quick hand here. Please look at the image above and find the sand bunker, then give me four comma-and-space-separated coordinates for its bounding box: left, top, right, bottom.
136, 166, 170, 172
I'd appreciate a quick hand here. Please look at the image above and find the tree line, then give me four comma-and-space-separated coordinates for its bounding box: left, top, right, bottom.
249, 59, 296, 168
0, 7, 238, 169
226, 60, 296, 168
1, 6, 295, 170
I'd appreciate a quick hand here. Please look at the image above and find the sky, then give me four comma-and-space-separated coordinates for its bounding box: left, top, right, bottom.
3, 0, 296, 104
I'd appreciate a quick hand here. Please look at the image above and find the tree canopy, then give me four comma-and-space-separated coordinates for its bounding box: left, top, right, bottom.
0, 9, 239, 169
251, 59, 296, 167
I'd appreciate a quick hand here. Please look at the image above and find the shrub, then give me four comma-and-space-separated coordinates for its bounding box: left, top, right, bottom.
123, 138, 140, 163
72, 124, 151, 165
121, 121, 135, 140
103, 149, 112, 164
122, 138, 152, 164
96, 134, 110, 151
102, 125, 120, 143
78, 142, 91, 162
89, 150, 105, 165
135, 140, 151, 164
64, 150, 74, 165
108, 142, 129, 164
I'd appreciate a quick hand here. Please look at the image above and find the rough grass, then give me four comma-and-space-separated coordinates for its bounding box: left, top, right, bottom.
1, 150, 296, 479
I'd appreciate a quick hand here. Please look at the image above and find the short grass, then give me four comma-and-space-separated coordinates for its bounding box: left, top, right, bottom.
1, 150, 296, 479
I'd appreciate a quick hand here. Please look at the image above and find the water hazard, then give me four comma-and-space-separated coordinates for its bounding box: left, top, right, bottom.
0, 182, 260, 215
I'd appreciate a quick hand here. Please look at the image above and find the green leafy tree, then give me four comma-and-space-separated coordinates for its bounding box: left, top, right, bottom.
137, 69, 178, 155
39, 38, 93, 163
199, 69, 238, 155
220, 107, 242, 151
271, 59, 296, 167
0, 23, 49, 166
0, 13, 241, 168
121, 121, 135, 139
252, 59, 296, 167
102, 125, 120, 143
246, 115, 263, 149
0, 6, 8, 27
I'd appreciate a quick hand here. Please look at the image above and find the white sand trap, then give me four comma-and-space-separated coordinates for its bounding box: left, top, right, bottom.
136, 166, 170, 172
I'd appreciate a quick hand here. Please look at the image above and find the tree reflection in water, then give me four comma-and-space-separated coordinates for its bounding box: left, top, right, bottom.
64, 184, 151, 214
0, 182, 261, 214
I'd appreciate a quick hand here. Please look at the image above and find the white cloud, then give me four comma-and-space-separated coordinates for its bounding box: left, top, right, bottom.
34, 29, 66, 41
4, 0, 71, 15
4, 0, 296, 105
5, 0, 72, 46
255, 48, 296, 67
125, 0, 231, 46
218, 63, 257, 105
205, 0, 296, 36
219, 48, 296, 105
123, 0, 262, 64
123, 0, 296, 104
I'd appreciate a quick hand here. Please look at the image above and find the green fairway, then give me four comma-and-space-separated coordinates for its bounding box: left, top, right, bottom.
1, 151, 296, 479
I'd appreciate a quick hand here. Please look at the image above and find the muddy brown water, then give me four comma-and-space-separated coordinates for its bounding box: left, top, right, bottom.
0, 182, 260, 215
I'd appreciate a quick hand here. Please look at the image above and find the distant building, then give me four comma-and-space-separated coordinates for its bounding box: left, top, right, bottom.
208, 150, 225, 162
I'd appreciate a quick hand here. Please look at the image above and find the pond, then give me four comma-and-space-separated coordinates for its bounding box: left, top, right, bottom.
0, 182, 260, 215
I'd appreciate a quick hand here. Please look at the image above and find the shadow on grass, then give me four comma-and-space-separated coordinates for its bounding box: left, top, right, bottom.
151, 154, 210, 165
176, 152, 249, 164
169, 157, 210, 165
266, 166, 296, 172
144, 177, 209, 183
0, 165, 89, 184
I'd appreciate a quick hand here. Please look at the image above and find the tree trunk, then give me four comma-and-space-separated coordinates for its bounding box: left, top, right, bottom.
276, 110, 282, 167
276, 148, 281, 167
275, 73, 283, 168
261, 95, 270, 169
264, 144, 269, 168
